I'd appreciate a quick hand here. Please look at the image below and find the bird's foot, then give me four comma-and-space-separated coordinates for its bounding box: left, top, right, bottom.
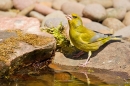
72, 51, 85, 58
79, 62, 89, 67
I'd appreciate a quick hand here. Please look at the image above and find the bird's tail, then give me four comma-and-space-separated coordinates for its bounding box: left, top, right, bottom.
110, 35, 122, 40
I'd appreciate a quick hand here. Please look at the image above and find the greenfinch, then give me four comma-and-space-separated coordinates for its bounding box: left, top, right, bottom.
66, 13, 121, 67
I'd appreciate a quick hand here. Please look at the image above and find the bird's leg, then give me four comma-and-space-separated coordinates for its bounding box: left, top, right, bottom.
79, 51, 92, 67
72, 51, 85, 58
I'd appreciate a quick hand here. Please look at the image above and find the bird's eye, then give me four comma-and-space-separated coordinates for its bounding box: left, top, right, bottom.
73, 16, 77, 18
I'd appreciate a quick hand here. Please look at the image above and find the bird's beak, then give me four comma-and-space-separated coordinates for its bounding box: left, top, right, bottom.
66, 15, 72, 20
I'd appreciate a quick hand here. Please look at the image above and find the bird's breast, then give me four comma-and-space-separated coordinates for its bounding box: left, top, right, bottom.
69, 30, 86, 49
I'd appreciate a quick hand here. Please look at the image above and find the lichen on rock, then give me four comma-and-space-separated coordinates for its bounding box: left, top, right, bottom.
0, 30, 52, 63
0, 36, 19, 63
15, 30, 52, 46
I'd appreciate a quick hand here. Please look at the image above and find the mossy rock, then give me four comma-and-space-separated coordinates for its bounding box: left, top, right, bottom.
0, 30, 56, 78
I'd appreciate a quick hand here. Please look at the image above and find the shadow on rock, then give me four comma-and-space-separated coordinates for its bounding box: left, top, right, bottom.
62, 40, 122, 60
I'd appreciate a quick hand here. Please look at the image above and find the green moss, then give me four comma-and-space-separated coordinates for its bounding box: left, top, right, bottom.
42, 24, 76, 54
0, 30, 52, 62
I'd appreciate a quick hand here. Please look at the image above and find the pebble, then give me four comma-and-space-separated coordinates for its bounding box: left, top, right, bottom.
0, 0, 13, 10
123, 11, 130, 26
18, 4, 35, 16
34, 3, 55, 15
44, 18, 67, 28
0, 17, 40, 34
0, 11, 17, 17
113, 0, 130, 11
85, 22, 112, 34
79, 0, 113, 8
61, 2, 85, 16
12, 0, 36, 10
82, 17, 92, 25
52, 0, 68, 10
79, 0, 91, 6
29, 11, 45, 22
37, 0, 53, 3
102, 18, 125, 31
41, 11, 68, 28
83, 3, 106, 21
114, 25, 130, 37
106, 7, 126, 20
37, 0, 53, 7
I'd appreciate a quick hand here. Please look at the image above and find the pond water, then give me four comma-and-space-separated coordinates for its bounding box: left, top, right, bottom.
0, 65, 130, 86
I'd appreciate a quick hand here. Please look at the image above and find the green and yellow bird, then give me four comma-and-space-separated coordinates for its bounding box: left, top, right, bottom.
66, 13, 121, 67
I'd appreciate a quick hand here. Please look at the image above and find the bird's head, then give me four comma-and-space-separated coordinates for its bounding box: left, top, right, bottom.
66, 13, 83, 28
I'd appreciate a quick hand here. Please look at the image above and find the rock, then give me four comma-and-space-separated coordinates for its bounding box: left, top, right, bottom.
83, 4, 106, 21
37, 0, 53, 3
18, 4, 35, 16
69, 0, 77, 2
0, 30, 55, 78
79, 0, 113, 8
44, 18, 68, 28
0, 17, 41, 35
81, 17, 92, 25
85, 22, 112, 34
113, 0, 130, 11
52, 0, 69, 10
41, 11, 68, 28
0, 11, 17, 17
0, 0, 13, 10
79, 0, 91, 6
37, 0, 53, 7
61, 2, 85, 16
0, 15, 56, 77
29, 11, 45, 22
123, 11, 130, 26
114, 25, 130, 37
34, 3, 55, 15
102, 18, 125, 32
106, 7, 126, 20
92, 0, 113, 8
53, 40, 130, 75
12, 0, 36, 10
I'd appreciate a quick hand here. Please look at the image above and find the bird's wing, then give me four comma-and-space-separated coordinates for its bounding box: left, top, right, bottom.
79, 32, 92, 42
78, 33, 102, 50
79, 35, 111, 52
77, 25, 111, 43
76, 26, 109, 47
79, 33, 109, 46
89, 32, 110, 43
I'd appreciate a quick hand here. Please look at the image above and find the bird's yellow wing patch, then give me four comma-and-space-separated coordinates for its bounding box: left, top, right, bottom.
78, 33, 104, 51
